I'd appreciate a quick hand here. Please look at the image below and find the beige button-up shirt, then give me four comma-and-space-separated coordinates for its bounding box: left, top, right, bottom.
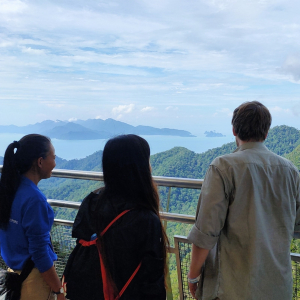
188, 142, 300, 300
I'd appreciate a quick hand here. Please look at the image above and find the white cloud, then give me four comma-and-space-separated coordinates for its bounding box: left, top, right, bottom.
141, 106, 154, 112
215, 108, 233, 117
112, 104, 135, 115
269, 106, 292, 114
40, 101, 65, 108
281, 54, 300, 81
166, 106, 179, 111
0, 0, 27, 13
68, 118, 77, 122
21, 47, 46, 55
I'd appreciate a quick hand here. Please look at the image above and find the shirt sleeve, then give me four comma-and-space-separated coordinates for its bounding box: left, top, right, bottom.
188, 165, 229, 249
22, 194, 54, 273
294, 174, 300, 238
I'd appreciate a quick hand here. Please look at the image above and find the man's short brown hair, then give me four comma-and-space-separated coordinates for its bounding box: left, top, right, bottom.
231, 101, 272, 141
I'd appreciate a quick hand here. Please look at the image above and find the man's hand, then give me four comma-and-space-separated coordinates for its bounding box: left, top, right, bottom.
188, 281, 198, 299
188, 244, 209, 299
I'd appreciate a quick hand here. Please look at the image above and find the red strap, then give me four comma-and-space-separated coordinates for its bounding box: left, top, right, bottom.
79, 209, 141, 300
100, 209, 130, 236
115, 261, 142, 300
78, 239, 97, 246
78, 209, 130, 246
97, 242, 115, 300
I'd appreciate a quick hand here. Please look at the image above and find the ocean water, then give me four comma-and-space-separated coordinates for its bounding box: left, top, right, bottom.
0, 133, 235, 160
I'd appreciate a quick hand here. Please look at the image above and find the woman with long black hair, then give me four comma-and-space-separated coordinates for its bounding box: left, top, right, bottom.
63, 134, 168, 300
0, 134, 66, 300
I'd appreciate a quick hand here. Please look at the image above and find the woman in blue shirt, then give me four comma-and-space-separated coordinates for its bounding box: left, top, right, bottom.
0, 134, 66, 300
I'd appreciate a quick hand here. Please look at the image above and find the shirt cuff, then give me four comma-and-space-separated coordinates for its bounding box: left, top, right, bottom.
294, 225, 300, 239
187, 225, 219, 250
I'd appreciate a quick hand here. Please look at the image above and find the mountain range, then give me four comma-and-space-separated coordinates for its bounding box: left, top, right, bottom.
0, 119, 195, 140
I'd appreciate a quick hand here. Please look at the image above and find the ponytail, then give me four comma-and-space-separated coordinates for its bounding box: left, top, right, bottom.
0, 134, 51, 229
0, 141, 22, 229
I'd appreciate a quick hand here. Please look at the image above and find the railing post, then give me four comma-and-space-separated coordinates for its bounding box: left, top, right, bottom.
166, 254, 174, 300
174, 236, 184, 300
164, 187, 172, 230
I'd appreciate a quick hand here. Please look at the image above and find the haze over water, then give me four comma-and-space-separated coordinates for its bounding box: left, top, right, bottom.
0, 133, 235, 160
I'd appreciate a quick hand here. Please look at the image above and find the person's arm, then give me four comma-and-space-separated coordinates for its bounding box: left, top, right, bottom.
188, 244, 209, 299
41, 266, 65, 300
187, 164, 230, 298
22, 196, 65, 299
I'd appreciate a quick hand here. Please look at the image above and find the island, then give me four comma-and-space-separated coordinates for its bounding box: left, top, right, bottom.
204, 130, 225, 137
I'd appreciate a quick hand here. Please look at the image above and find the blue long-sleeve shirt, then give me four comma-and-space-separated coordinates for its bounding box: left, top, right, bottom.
0, 176, 57, 272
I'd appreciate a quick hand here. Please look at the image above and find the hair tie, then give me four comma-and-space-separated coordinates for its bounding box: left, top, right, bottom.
13, 141, 20, 149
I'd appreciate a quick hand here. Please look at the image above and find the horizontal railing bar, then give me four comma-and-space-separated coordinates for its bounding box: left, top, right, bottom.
49, 199, 196, 224
0, 166, 203, 189
48, 199, 80, 209
52, 169, 204, 189
54, 219, 74, 226
174, 235, 192, 244
160, 212, 195, 224
51, 169, 104, 181
291, 253, 300, 262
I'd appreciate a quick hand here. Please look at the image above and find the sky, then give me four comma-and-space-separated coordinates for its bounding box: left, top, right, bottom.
0, 0, 300, 136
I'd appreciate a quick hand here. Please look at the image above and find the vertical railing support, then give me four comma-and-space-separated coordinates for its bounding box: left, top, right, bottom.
165, 187, 173, 300
164, 187, 172, 230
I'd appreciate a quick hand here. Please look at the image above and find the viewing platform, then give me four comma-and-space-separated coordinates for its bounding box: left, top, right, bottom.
0, 166, 300, 299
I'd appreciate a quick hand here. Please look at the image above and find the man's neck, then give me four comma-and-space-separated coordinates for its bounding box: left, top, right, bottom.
235, 137, 264, 147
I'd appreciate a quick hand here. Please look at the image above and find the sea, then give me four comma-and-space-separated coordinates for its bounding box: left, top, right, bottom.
0, 133, 235, 160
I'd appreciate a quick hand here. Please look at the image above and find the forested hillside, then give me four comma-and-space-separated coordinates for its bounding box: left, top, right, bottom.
286, 145, 300, 170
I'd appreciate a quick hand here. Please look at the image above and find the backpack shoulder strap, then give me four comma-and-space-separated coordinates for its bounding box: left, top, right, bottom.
97, 209, 142, 300
100, 209, 131, 237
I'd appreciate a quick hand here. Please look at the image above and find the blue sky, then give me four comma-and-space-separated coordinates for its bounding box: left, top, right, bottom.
0, 0, 300, 136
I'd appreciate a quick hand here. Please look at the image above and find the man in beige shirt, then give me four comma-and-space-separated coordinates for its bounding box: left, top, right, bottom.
188, 101, 300, 300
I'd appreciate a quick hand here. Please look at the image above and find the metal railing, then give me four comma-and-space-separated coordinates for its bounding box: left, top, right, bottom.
50, 169, 203, 189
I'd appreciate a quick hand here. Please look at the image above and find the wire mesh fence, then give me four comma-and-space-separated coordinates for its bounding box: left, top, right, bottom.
51, 223, 76, 278
178, 240, 193, 300
293, 260, 300, 300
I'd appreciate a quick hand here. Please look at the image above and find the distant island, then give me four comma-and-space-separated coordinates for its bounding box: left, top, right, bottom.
204, 130, 225, 137
0, 119, 196, 140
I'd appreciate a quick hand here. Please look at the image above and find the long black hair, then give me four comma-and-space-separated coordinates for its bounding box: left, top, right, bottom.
101, 134, 159, 212
96, 134, 169, 284
0, 134, 51, 229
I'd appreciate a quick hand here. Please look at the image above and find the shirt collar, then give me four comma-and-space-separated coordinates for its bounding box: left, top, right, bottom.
21, 176, 36, 187
233, 142, 268, 153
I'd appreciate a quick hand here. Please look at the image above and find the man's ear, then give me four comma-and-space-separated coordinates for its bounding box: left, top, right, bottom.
232, 127, 237, 137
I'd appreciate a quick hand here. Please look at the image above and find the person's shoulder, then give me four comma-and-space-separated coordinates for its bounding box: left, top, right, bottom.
210, 152, 237, 170
17, 180, 47, 204
130, 209, 161, 227
269, 151, 299, 173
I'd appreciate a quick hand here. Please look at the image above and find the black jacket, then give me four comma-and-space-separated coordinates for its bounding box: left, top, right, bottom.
63, 191, 166, 300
